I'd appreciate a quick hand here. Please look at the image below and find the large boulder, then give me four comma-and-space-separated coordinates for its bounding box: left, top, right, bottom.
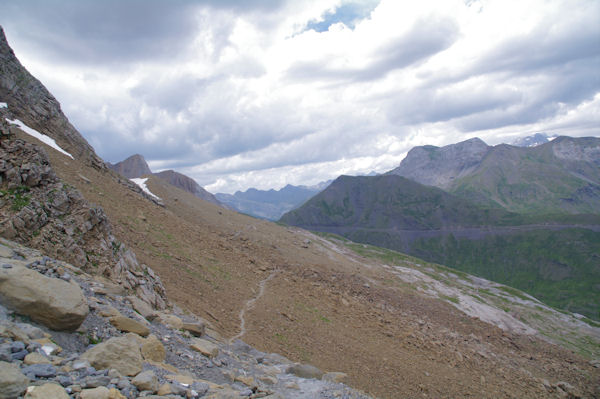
131, 370, 159, 392
141, 334, 165, 362
190, 338, 219, 358
0, 361, 29, 399
0, 263, 88, 331
24, 383, 69, 399
109, 315, 150, 337
80, 334, 143, 376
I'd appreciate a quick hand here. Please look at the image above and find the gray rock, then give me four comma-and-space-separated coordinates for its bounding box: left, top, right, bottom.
0, 344, 12, 361
190, 382, 209, 395
83, 374, 111, 388
22, 363, 57, 378
286, 363, 324, 380
57, 374, 73, 387
10, 341, 25, 352
11, 349, 28, 360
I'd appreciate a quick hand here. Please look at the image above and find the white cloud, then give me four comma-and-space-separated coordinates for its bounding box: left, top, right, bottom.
1, 0, 598, 193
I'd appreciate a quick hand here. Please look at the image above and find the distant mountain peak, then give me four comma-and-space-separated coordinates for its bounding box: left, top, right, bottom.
388, 137, 490, 189
511, 133, 556, 147
216, 181, 331, 220
108, 154, 152, 179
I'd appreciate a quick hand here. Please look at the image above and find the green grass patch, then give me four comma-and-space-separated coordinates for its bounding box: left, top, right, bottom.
440, 294, 460, 304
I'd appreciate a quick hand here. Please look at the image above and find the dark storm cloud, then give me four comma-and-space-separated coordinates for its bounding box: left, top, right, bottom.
0, 0, 285, 65
287, 17, 458, 82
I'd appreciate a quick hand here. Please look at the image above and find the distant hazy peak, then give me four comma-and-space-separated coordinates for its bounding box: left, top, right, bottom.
108, 154, 152, 179
550, 136, 600, 165
511, 133, 555, 147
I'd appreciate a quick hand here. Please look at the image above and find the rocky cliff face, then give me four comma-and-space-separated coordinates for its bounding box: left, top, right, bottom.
389, 136, 600, 214
107, 154, 152, 179
0, 27, 104, 170
388, 137, 490, 189
0, 122, 167, 310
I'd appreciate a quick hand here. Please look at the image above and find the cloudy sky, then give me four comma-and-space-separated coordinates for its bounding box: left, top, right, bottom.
1, 0, 599, 193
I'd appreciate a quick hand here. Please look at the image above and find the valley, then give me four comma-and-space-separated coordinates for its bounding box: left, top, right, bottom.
0, 23, 598, 399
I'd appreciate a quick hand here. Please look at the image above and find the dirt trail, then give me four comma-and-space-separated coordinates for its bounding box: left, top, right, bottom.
230, 270, 277, 343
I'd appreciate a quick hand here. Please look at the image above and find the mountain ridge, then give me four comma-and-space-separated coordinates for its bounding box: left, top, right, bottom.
216, 182, 330, 220
389, 136, 600, 214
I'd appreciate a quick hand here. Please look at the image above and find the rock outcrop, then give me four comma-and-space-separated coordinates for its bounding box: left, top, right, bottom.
388, 137, 490, 189
0, 26, 103, 170
0, 120, 167, 310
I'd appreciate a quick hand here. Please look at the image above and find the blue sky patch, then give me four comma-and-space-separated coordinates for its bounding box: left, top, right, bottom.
306, 0, 380, 32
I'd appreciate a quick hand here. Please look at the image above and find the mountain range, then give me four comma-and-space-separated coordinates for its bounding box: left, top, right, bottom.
387, 136, 600, 214
282, 138, 600, 320
215, 181, 331, 221
1, 25, 598, 398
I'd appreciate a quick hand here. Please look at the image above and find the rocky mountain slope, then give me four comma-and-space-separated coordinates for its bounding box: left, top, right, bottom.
388, 137, 600, 215
0, 27, 103, 170
0, 238, 367, 399
216, 183, 329, 221
1, 25, 598, 398
109, 154, 223, 208
153, 170, 222, 208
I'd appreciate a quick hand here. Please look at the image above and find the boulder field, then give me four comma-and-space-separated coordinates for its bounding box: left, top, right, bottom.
0, 238, 369, 399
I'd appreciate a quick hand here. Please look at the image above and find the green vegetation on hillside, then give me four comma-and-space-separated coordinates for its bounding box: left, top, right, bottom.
282, 173, 600, 321
343, 227, 600, 320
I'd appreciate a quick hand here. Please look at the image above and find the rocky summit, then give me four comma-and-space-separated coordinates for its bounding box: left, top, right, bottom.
107, 155, 152, 180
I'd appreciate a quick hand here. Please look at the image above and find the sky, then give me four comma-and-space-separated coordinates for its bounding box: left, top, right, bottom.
1, 0, 599, 193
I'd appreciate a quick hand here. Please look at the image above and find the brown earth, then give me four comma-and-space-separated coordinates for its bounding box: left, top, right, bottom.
27, 131, 600, 398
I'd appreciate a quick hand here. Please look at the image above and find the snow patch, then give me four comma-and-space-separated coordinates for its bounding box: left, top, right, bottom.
0, 102, 7, 109
130, 178, 161, 201
5, 118, 74, 159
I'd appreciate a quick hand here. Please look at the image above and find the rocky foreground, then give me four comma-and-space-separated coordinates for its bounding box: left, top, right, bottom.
0, 238, 370, 399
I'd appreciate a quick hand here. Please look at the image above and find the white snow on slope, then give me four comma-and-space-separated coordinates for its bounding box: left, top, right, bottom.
0, 102, 7, 108
5, 118, 74, 159
130, 178, 161, 201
